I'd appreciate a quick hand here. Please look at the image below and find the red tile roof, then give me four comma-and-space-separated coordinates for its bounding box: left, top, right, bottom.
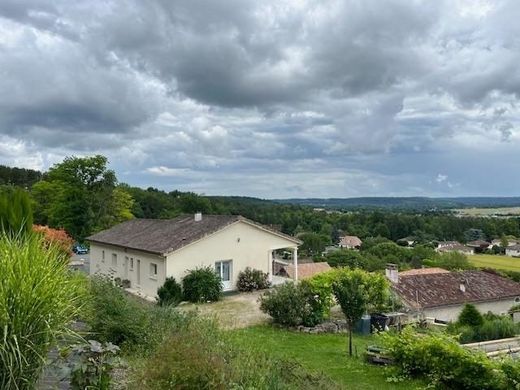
282, 262, 331, 279
399, 267, 449, 276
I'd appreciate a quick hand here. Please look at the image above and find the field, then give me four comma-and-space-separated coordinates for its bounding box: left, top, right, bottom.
468, 254, 520, 272
455, 207, 520, 217
230, 325, 423, 390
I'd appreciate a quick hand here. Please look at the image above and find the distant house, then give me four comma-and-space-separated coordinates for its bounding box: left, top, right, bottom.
397, 236, 416, 247
466, 240, 491, 252
436, 241, 474, 255
506, 244, 520, 258
88, 214, 301, 298
388, 266, 520, 322
338, 235, 362, 249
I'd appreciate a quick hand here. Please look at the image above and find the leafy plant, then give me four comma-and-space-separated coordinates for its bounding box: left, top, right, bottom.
458, 304, 484, 327
63, 340, 120, 390
0, 188, 33, 236
0, 233, 86, 389
182, 266, 223, 303
157, 277, 183, 306
236, 267, 270, 292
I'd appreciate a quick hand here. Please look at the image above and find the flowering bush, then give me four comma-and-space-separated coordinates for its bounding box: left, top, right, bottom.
236, 267, 270, 292
32, 224, 74, 257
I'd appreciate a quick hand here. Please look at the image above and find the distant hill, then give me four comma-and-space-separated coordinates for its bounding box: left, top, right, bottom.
272, 197, 520, 210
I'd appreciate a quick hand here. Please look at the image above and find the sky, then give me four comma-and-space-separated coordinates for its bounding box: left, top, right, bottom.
0, 0, 519, 199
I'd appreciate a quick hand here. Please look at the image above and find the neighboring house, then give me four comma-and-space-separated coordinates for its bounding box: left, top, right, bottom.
88, 214, 302, 298
278, 262, 331, 280
506, 244, 520, 258
436, 241, 474, 255
397, 236, 416, 247
466, 240, 491, 252
388, 266, 520, 322
338, 235, 362, 249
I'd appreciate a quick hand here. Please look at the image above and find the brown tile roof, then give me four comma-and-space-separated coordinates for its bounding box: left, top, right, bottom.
399, 267, 450, 276
87, 215, 300, 255
339, 235, 362, 247
437, 243, 473, 253
392, 270, 520, 310
282, 262, 331, 279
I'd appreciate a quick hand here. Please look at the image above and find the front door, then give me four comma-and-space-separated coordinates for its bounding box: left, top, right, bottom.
215, 260, 232, 291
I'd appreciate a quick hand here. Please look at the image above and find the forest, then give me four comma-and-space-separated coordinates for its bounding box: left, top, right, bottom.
1, 155, 519, 250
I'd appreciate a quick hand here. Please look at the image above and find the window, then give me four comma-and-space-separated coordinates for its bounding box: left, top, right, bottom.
515, 297, 520, 303
102, 250, 105, 262
112, 253, 117, 267
150, 263, 158, 278
130, 258, 134, 270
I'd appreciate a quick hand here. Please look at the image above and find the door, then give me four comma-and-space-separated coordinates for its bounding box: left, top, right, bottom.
136, 259, 141, 286
215, 260, 232, 291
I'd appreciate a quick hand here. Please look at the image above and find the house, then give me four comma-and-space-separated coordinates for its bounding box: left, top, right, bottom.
88, 213, 302, 298
388, 265, 520, 322
436, 241, 474, 255
506, 244, 520, 258
338, 235, 362, 249
278, 262, 331, 280
466, 240, 491, 253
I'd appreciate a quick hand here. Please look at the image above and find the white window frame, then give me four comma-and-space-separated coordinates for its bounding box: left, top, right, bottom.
150, 263, 158, 279
112, 253, 117, 267
102, 250, 105, 263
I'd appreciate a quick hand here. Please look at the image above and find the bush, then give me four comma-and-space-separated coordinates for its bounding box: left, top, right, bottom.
182, 266, 223, 303
236, 267, 270, 292
157, 277, 183, 306
477, 317, 516, 341
380, 327, 506, 389
259, 281, 331, 327
458, 304, 484, 327
132, 317, 339, 390
0, 233, 86, 388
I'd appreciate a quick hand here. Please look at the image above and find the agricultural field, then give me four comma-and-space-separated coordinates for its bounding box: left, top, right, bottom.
454, 207, 520, 217
468, 254, 520, 272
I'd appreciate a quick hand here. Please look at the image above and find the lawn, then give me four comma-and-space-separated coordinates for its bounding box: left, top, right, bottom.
229, 325, 423, 390
468, 254, 520, 272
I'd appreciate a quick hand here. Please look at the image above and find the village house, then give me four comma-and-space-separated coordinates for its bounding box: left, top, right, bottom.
88, 214, 301, 299
387, 265, 520, 322
506, 244, 520, 258
466, 239, 491, 253
338, 235, 362, 249
436, 241, 474, 255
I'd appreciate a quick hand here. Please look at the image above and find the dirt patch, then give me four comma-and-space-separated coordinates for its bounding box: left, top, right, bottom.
178, 290, 270, 329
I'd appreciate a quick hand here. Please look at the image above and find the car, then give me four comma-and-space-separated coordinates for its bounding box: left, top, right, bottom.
72, 244, 89, 255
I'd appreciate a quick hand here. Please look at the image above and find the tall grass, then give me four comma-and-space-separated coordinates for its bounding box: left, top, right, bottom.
0, 233, 87, 389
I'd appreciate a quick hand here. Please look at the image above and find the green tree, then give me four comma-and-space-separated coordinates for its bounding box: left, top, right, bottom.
332, 269, 389, 356
299, 232, 329, 257
0, 187, 33, 236
458, 304, 484, 328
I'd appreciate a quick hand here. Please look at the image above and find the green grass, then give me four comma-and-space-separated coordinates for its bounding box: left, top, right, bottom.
468, 254, 520, 272
229, 325, 423, 390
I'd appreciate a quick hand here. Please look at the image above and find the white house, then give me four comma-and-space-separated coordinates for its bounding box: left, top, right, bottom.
87, 214, 301, 299
506, 244, 520, 258
389, 266, 520, 322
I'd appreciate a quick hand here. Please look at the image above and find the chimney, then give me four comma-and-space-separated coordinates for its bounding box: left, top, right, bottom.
459, 279, 466, 293
385, 263, 399, 284
194, 212, 202, 222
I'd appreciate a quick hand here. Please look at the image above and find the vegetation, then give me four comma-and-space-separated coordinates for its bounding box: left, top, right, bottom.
332, 269, 389, 356
182, 266, 223, 303
236, 267, 270, 292
259, 281, 331, 327
0, 188, 33, 236
468, 254, 520, 272
0, 165, 42, 188
380, 326, 520, 389
0, 233, 86, 389
157, 277, 183, 306
32, 224, 74, 257
457, 304, 484, 328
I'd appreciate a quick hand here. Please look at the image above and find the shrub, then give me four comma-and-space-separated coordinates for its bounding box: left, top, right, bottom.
157, 277, 183, 306
458, 304, 484, 327
132, 317, 339, 390
259, 281, 331, 327
32, 225, 74, 257
0, 233, 86, 389
380, 327, 506, 389
236, 267, 270, 292
65, 340, 120, 390
182, 266, 223, 303
477, 317, 516, 341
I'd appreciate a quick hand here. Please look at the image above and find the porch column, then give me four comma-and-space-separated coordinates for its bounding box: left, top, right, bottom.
293, 247, 298, 281
268, 250, 273, 283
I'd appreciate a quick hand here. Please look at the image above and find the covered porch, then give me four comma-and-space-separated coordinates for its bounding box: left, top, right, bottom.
268, 246, 299, 285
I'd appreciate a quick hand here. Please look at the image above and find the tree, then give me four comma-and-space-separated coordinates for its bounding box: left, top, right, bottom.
332, 269, 389, 356
299, 232, 329, 257
0, 187, 33, 236
457, 304, 484, 328
31, 155, 134, 240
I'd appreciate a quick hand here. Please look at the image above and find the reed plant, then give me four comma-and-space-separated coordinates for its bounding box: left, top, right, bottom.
0, 233, 87, 389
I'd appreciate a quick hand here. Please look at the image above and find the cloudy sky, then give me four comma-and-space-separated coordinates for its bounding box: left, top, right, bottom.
1, 0, 519, 198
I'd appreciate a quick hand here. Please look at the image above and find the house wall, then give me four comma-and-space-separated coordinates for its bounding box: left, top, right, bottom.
423, 299, 520, 322
506, 248, 520, 257
166, 221, 298, 291
90, 242, 166, 298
